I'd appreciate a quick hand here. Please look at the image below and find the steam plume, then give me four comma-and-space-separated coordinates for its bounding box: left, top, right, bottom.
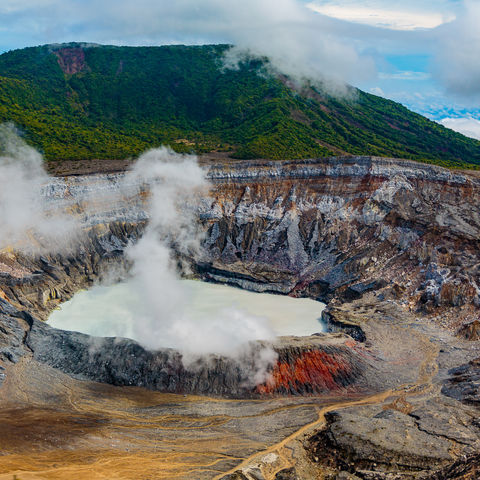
0, 129, 277, 382
0, 123, 78, 252
122, 147, 277, 379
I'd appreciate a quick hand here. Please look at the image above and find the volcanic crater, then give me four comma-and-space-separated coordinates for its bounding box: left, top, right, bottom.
1, 155, 480, 479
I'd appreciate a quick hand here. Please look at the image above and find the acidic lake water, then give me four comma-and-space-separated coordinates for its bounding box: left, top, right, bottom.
49, 280, 325, 347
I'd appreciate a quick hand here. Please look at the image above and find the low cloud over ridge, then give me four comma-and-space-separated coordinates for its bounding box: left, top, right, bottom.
0, 0, 376, 91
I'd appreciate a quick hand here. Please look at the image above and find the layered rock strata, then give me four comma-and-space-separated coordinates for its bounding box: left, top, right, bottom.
2, 155, 479, 331
199, 156, 480, 331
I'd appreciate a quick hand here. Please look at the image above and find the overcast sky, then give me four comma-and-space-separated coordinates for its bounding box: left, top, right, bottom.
1, 0, 479, 139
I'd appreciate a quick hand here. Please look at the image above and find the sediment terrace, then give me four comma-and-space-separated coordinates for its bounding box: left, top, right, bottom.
1, 155, 480, 479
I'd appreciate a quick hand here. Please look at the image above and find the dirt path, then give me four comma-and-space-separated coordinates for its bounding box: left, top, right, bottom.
214, 316, 442, 480
0, 358, 357, 480
213, 388, 399, 480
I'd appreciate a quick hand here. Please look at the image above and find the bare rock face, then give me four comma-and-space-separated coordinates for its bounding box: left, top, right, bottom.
273, 468, 298, 480
200, 156, 480, 329
312, 408, 453, 470
457, 320, 480, 341
426, 453, 480, 480
308, 394, 480, 479
54, 47, 89, 75
0, 311, 30, 374
0, 222, 143, 322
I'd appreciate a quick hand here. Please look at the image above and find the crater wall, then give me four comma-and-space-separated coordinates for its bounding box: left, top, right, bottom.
1, 155, 479, 398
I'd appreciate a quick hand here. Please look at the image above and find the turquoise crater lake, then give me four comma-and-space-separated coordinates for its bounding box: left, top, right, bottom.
48, 280, 326, 347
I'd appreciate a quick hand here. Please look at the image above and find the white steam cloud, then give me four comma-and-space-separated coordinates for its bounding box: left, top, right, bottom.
0, 0, 376, 94
433, 0, 480, 98
0, 130, 277, 382
0, 123, 78, 252
122, 147, 277, 378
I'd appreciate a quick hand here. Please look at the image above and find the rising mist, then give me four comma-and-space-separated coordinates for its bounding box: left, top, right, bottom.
0, 129, 277, 382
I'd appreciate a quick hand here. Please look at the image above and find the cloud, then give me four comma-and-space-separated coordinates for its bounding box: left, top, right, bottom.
0, 0, 376, 91
378, 71, 431, 81
439, 117, 480, 141
0, 123, 79, 253
307, 1, 455, 31
215, 0, 376, 89
0, 0, 55, 15
369, 86, 385, 97
432, 0, 480, 98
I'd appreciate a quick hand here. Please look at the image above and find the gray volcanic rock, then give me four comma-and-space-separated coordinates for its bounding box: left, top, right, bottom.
426, 453, 480, 479
0, 313, 28, 368
199, 156, 480, 330
442, 358, 480, 406
24, 317, 380, 397
0, 221, 144, 322
312, 408, 452, 471
308, 398, 480, 478
307, 386, 480, 479
0, 298, 35, 370
273, 468, 298, 479
321, 308, 366, 342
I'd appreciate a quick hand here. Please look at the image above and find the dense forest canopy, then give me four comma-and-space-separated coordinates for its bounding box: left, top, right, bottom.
0, 42, 479, 168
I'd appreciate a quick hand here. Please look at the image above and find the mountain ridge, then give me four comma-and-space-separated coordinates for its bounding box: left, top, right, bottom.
0, 42, 479, 168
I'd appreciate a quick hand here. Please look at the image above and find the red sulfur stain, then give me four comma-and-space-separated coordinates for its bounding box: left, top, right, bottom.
256, 350, 352, 395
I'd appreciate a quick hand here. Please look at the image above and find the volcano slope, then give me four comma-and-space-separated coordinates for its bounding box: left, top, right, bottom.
0, 155, 479, 479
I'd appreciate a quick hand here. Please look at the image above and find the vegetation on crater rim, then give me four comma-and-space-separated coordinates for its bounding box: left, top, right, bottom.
0, 42, 479, 168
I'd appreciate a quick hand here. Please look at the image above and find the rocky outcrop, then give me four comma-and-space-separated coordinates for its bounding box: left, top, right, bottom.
321, 308, 366, 342
442, 358, 480, 406
18, 314, 380, 397
199, 156, 480, 331
0, 221, 142, 321
427, 454, 480, 480
308, 393, 480, 479
0, 309, 31, 374
0, 171, 148, 320
458, 320, 480, 341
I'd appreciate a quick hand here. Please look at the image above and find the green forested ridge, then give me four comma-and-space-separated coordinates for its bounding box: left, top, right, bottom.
0, 42, 479, 168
